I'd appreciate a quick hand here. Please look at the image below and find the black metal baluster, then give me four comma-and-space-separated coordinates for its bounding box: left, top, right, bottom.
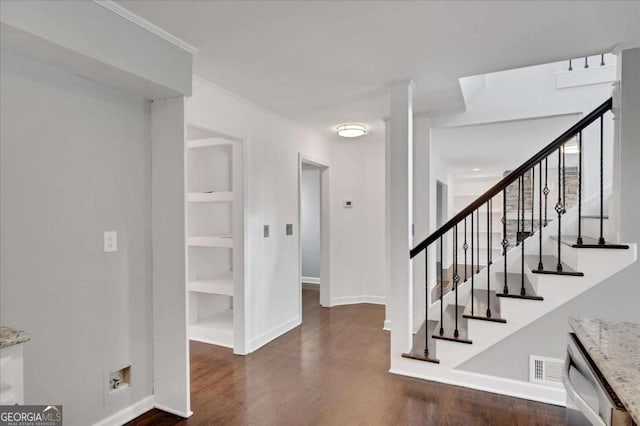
476, 210, 480, 274
584, 56, 589, 69
599, 116, 605, 245
471, 211, 475, 316
556, 148, 564, 271
564, 145, 567, 212
522, 175, 526, 237
577, 132, 583, 245
439, 236, 444, 336
544, 158, 549, 226
521, 173, 526, 296
517, 176, 521, 245
502, 189, 509, 294
600, 54, 605, 66
424, 249, 429, 356
464, 218, 468, 282
568, 59, 573, 71
454, 225, 459, 338
538, 161, 544, 271
486, 201, 492, 318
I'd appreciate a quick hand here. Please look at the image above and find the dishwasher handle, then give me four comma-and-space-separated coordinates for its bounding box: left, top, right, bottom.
564, 360, 606, 426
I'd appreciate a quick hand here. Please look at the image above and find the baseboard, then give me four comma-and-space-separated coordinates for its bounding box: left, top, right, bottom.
301, 276, 320, 285
383, 320, 391, 331
249, 315, 301, 352
330, 295, 387, 307
93, 395, 155, 426
154, 403, 193, 418
389, 366, 566, 406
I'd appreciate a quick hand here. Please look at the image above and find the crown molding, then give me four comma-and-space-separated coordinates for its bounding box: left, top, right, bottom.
94, 0, 198, 54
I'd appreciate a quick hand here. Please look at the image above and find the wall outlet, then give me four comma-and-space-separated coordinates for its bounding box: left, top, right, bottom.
286, 224, 293, 236
104, 231, 117, 252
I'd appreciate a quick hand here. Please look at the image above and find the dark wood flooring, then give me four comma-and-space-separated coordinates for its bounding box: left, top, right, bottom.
127, 287, 565, 425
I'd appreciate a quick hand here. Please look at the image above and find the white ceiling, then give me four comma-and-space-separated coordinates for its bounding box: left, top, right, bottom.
432, 114, 580, 171
116, 1, 640, 141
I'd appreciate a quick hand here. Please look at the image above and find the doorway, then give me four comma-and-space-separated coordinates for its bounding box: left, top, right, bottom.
298, 155, 330, 314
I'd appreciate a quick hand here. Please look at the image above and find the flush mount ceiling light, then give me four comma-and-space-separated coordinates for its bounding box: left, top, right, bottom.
337, 123, 366, 138
473, 168, 481, 172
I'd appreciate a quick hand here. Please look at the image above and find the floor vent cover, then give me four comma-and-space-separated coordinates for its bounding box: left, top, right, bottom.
529, 355, 564, 387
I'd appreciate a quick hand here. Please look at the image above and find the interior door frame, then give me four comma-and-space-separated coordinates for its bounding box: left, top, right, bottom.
298, 154, 331, 312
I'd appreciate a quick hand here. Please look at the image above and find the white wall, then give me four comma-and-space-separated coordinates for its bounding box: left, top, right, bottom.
301, 169, 321, 279
0, 53, 153, 425
329, 137, 386, 306
187, 77, 386, 349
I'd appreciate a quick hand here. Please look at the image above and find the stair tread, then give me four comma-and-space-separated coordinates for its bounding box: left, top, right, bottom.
526, 255, 583, 276
463, 289, 506, 322
495, 271, 543, 300
550, 235, 629, 249
433, 304, 470, 342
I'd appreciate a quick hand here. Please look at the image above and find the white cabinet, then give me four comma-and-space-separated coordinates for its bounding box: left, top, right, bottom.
0, 343, 26, 405
186, 125, 244, 351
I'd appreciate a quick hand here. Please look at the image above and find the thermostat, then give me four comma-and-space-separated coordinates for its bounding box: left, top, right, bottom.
343, 200, 353, 208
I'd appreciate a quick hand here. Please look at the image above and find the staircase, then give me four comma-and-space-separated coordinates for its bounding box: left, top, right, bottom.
402, 98, 637, 381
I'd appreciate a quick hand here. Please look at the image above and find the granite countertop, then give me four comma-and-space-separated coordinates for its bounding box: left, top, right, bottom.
569, 317, 640, 424
0, 326, 30, 348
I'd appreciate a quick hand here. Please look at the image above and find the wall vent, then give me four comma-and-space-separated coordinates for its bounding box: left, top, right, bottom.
529, 355, 564, 387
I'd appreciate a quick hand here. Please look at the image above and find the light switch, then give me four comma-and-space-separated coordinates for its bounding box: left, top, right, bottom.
104, 231, 117, 252
286, 224, 293, 236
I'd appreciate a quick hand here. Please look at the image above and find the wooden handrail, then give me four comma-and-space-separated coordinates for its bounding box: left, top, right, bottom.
410, 97, 613, 258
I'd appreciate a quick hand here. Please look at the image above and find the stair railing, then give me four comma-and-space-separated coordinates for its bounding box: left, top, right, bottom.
412, 98, 613, 359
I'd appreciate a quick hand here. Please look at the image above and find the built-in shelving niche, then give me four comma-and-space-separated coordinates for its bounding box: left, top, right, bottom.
186, 123, 243, 350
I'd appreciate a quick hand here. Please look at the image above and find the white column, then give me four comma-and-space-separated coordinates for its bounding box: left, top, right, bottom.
383, 118, 392, 331
614, 46, 640, 243
610, 81, 622, 243
387, 80, 414, 363
412, 114, 432, 332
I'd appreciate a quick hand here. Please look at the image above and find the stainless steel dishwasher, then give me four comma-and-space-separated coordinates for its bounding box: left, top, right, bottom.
564, 333, 634, 426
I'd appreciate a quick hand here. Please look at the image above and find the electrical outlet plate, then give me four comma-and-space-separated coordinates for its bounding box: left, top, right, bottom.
286, 224, 293, 236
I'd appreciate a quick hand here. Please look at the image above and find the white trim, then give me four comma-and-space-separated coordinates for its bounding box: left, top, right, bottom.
389, 367, 566, 406
94, 1, 198, 54
301, 276, 320, 285
249, 315, 301, 353
93, 395, 155, 426
154, 403, 193, 418
330, 295, 387, 307
383, 320, 392, 331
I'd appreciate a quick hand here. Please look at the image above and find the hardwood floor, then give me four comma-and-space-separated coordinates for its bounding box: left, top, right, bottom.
128, 287, 566, 425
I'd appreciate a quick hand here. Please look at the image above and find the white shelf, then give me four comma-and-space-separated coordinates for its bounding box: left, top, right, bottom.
187, 192, 233, 203
189, 309, 234, 347
187, 137, 234, 149
188, 235, 233, 248
188, 271, 234, 296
